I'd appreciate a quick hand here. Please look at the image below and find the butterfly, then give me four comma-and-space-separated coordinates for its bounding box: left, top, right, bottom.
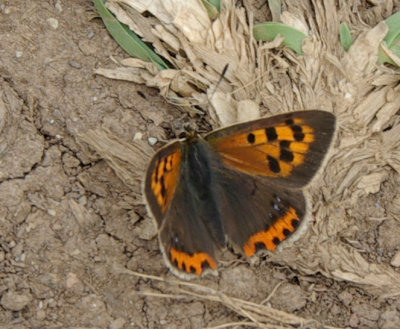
144, 110, 336, 278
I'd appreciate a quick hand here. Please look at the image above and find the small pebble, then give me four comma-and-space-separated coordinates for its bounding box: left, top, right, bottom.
345, 92, 353, 100
148, 137, 157, 146
390, 250, 400, 267
1, 291, 32, 311
55, 0, 62, 12
47, 18, 59, 29
65, 272, 80, 289
134, 132, 143, 140
48, 209, 56, 216
69, 60, 81, 69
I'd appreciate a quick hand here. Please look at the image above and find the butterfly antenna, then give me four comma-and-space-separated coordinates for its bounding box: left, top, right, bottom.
208, 64, 229, 102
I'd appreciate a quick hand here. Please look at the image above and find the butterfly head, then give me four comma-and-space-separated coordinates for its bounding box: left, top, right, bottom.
177, 123, 198, 143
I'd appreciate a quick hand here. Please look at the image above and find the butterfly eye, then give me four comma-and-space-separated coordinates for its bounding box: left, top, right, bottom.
178, 131, 188, 139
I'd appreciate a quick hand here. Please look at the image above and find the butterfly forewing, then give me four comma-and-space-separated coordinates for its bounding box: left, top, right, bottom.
144, 140, 222, 277
144, 142, 182, 222
205, 110, 336, 188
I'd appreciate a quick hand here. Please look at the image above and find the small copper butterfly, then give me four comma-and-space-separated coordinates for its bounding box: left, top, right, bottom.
144, 110, 336, 278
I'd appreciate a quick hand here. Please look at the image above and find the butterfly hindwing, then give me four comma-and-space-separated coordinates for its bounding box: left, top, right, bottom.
215, 167, 307, 256
205, 110, 336, 188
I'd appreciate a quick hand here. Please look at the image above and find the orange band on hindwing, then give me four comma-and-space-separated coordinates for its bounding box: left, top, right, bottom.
243, 206, 300, 257
170, 247, 217, 275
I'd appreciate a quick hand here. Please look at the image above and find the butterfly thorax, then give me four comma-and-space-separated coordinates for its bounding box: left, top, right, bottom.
180, 137, 218, 194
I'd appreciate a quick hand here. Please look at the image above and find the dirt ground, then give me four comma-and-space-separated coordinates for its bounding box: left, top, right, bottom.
1, 1, 400, 328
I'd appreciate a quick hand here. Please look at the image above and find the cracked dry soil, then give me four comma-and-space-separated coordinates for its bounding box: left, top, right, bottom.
1, 1, 400, 329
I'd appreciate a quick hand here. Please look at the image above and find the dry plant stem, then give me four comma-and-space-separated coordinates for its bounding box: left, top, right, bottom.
206, 321, 267, 329
261, 281, 284, 304
78, 129, 152, 194
115, 267, 345, 329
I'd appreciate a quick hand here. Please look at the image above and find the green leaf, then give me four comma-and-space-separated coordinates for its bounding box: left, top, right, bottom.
93, 0, 169, 70
383, 11, 400, 47
378, 11, 400, 66
253, 22, 307, 55
340, 22, 352, 51
201, 0, 220, 20
391, 45, 400, 58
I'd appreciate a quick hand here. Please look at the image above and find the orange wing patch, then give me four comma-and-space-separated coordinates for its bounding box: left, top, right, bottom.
150, 150, 181, 213
170, 247, 217, 275
243, 206, 300, 257
211, 118, 314, 177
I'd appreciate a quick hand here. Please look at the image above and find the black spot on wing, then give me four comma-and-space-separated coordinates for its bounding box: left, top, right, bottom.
160, 175, 167, 198
267, 155, 280, 173
201, 260, 211, 271
280, 140, 290, 148
255, 242, 266, 252
291, 219, 300, 228
280, 149, 294, 162
272, 237, 281, 246
265, 127, 278, 141
291, 125, 304, 141
247, 133, 255, 144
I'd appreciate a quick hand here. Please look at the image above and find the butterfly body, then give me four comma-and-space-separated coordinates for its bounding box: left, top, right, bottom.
144, 111, 336, 278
